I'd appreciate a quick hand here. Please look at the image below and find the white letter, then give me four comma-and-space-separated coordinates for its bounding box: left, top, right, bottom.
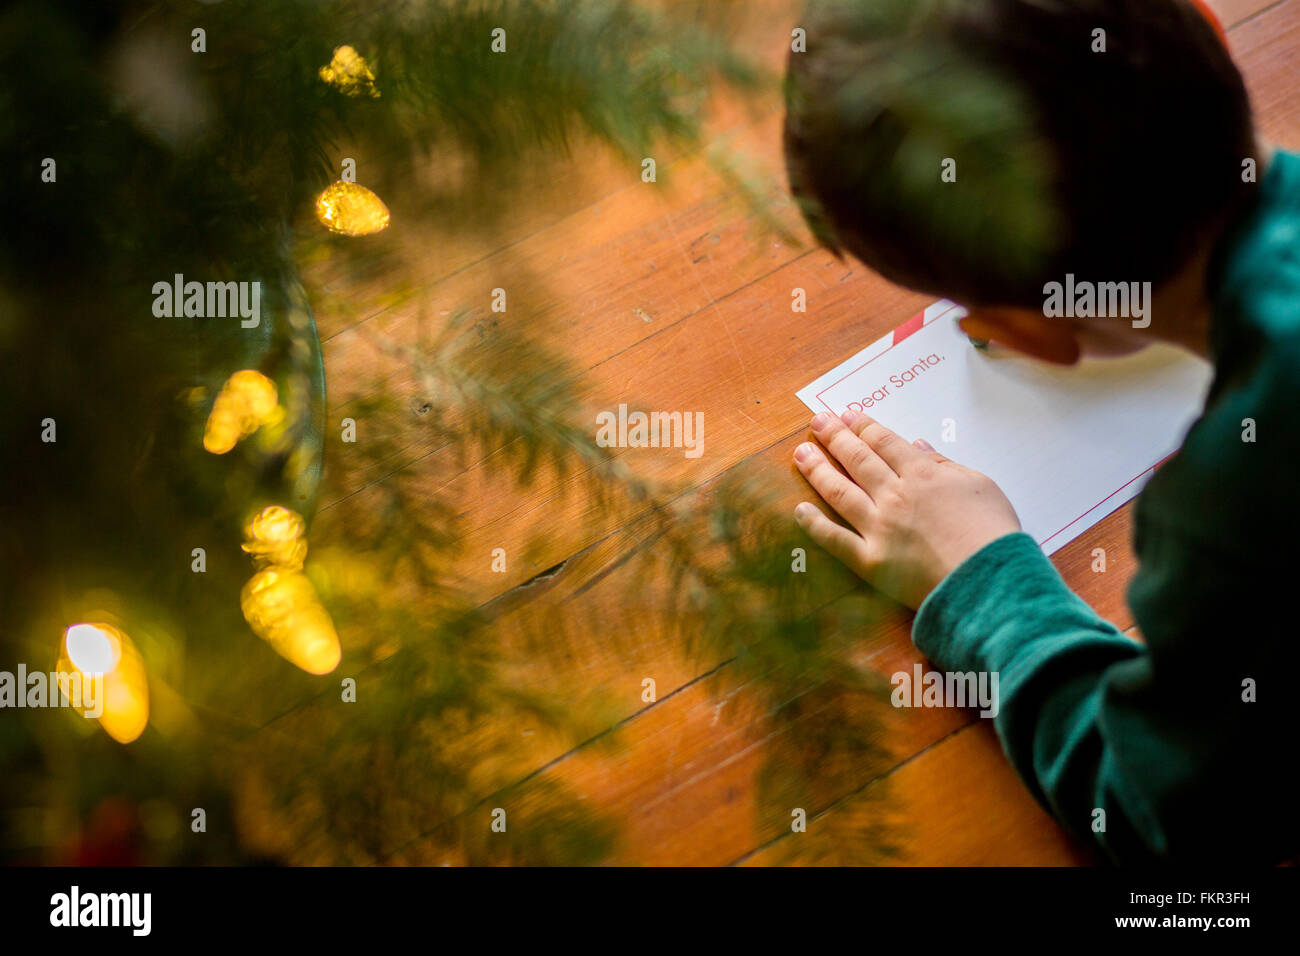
1130, 281, 1151, 329
50, 893, 70, 927
1042, 281, 1063, 317
132, 893, 151, 937
240, 280, 260, 329
683, 412, 704, 459
890, 671, 910, 708
594, 411, 616, 447
980, 671, 999, 719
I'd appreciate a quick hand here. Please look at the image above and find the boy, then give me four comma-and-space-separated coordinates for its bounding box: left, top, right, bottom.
783, 0, 1299, 863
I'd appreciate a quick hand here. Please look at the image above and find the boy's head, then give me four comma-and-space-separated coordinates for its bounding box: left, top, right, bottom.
784, 0, 1255, 361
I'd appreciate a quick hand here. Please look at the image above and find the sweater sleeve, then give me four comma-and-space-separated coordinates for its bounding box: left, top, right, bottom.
911, 532, 1174, 863
909, 153, 1300, 863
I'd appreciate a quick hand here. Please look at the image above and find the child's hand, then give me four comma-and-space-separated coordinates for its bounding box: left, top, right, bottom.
793, 409, 1021, 610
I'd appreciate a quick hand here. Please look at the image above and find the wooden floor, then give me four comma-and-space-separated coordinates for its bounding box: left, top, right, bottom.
288, 0, 1300, 865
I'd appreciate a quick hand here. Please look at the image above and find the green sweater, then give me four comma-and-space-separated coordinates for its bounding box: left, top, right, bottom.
912, 149, 1300, 864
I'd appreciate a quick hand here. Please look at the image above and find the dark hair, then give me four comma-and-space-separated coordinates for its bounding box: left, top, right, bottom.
783, 0, 1256, 308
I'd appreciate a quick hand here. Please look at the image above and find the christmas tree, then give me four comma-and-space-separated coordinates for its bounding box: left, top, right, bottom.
1, 0, 894, 865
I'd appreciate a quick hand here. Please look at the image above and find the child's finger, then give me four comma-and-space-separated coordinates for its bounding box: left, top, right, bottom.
793, 440, 872, 525
809, 411, 895, 492
912, 437, 950, 463
794, 501, 868, 575
840, 408, 925, 473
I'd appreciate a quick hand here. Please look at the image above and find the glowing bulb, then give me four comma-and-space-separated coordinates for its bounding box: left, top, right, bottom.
319, 45, 380, 98
315, 181, 390, 237
60, 622, 149, 744
242, 504, 307, 570
241, 568, 341, 674
64, 623, 121, 675
238, 504, 340, 673
203, 369, 282, 454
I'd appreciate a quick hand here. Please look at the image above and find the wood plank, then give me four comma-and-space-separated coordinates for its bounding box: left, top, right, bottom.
240, 427, 1139, 860
1230, 0, 1300, 146
311, 248, 930, 608
740, 722, 1099, 866
258, 0, 1300, 865
313, 113, 804, 499
1209, 0, 1284, 30
301, 1, 798, 343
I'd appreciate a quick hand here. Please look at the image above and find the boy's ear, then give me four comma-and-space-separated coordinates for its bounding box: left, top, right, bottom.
959, 308, 1081, 365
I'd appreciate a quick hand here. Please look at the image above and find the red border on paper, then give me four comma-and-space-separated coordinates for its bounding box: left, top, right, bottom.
813, 303, 960, 412
808, 303, 1173, 553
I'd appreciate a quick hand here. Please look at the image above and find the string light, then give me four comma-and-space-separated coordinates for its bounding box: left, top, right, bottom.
318, 45, 380, 98
240, 568, 341, 675
203, 369, 283, 454
315, 181, 390, 237
59, 623, 149, 745
239, 505, 341, 675
242, 504, 307, 570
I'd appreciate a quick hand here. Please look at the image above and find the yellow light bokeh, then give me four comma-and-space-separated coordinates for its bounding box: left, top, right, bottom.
318, 45, 380, 98
315, 181, 390, 237
64, 622, 121, 674
240, 505, 341, 674
203, 369, 283, 455
59, 622, 149, 745
242, 504, 308, 570
240, 568, 341, 675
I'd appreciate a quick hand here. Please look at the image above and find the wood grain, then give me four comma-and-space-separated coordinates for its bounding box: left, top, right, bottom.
277, 0, 1300, 865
